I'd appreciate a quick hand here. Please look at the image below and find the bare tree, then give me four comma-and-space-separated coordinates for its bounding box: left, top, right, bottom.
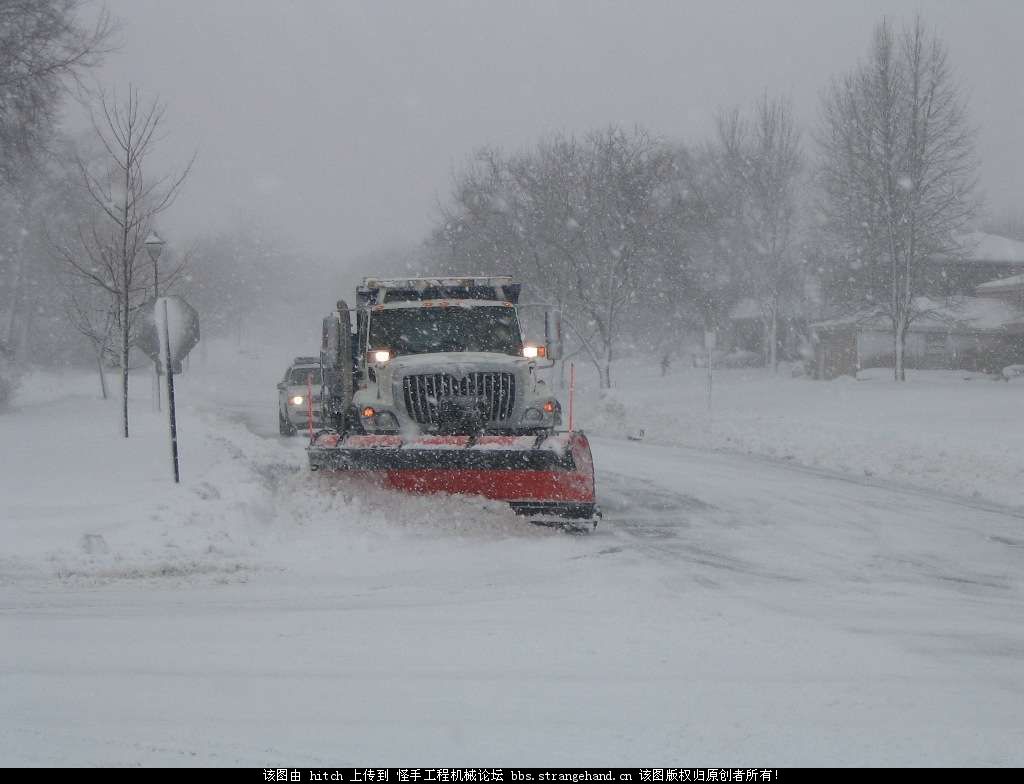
59, 86, 193, 436
818, 17, 979, 380
432, 128, 673, 388
664, 144, 746, 345
0, 0, 114, 181
716, 97, 803, 371
63, 272, 116, 398
0, 3, 112, 406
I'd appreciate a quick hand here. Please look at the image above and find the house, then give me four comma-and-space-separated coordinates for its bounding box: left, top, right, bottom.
976, 272, 1024, 310
810, 232, 1024, 378
724, 278, 821, 361
921, 231, 1024, 297
811, 296, 1024, 379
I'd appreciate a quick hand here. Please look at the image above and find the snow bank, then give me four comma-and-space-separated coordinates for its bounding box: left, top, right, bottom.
1, 368, 548, 589
570, 359, 1024, 509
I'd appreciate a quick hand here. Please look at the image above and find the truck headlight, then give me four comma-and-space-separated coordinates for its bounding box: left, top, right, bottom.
524, 400, 560, 425
290, 395, 305, 406
372, 349, 391, 363
373, 412, 399, 430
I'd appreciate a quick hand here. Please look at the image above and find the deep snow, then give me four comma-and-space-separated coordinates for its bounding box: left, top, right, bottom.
577, 358, 1024, 510
1, 345, 1023, 765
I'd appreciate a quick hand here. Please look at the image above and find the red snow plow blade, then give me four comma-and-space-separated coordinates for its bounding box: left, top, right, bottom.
308, 431, 598, 522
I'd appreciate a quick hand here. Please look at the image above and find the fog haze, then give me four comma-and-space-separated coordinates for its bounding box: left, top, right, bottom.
83, 0, 1023, 262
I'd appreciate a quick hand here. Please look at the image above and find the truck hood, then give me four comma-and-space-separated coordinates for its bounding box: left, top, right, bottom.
387, 352, 527, 374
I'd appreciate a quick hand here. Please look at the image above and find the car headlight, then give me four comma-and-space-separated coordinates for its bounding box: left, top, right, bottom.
290, 395, 305, 406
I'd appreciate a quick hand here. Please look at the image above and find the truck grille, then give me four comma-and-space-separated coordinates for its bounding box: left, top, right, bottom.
402, 372, 516, 425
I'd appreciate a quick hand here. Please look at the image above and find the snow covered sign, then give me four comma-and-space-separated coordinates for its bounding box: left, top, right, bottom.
135, 296, 200, 373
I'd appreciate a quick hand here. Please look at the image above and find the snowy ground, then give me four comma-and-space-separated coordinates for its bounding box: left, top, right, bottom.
2, 347, 1023, 765
576, 358, 1024, 510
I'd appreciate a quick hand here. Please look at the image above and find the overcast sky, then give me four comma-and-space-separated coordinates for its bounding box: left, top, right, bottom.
80, 0, 1024, 264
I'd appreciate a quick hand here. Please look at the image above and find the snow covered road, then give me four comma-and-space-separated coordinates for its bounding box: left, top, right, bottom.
2, 374, 1023, 766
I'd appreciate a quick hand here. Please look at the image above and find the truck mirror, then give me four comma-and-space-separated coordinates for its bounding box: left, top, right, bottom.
335, 301, 353, 407
544, 309, 563, 361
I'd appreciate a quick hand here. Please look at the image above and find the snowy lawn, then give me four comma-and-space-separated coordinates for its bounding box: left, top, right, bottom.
575, 359, 1024, 510
1, 354, 1023, 765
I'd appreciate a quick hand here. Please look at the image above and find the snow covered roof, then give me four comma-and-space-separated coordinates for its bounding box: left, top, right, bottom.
936, 232, 1024, 264
976, 274, 1024, 293
947, 296, 1024, 329
812, 296, 1024, 333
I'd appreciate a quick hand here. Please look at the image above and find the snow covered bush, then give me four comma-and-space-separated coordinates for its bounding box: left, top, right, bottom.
1003, 365, 1024, 381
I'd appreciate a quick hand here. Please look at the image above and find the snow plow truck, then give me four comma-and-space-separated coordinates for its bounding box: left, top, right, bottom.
306, 276, 599, 528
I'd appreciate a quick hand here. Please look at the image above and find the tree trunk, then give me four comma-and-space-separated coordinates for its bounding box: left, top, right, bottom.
120, 135, 132, 438
121, 306, 129, 436
120, 250, 130, 435
770, 308, 779, 373
15, 300, 35, 359
894, 322, 907, 382
96, 348, 108, 400
3, 253, 24, 358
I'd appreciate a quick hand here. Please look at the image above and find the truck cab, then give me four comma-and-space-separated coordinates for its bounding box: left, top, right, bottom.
322, 276, 563, 437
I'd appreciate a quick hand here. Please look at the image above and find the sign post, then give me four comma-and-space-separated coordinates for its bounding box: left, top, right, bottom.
135, 296, 200, 482
160, 299, 180, 483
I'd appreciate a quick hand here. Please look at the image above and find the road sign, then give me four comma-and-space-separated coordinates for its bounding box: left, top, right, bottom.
136, 296, 200, 372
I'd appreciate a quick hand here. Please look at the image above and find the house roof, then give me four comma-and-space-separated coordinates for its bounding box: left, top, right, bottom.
812, 296, 1023, 334
933, 232, 1024, 265
976, 273, 1024, 293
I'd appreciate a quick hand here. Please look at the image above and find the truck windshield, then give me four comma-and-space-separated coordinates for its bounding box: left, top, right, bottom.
368, 305, 523, 356
289, 368, 321, 385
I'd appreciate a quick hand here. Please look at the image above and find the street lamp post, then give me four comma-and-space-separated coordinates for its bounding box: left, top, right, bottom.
145, 232, 166, 411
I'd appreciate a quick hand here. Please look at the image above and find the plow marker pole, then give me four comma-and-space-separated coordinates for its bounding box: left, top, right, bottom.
306, 372, 314, 439
569, 361, 575, 431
